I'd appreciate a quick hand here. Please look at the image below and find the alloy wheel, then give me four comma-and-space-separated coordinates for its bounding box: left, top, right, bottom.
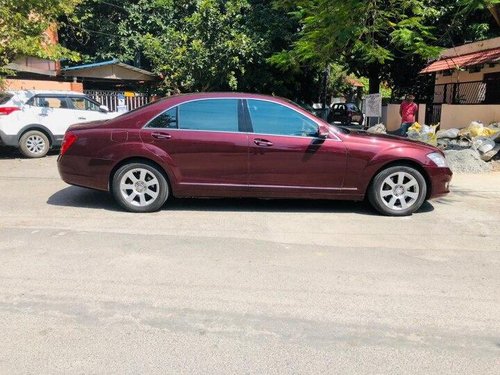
379, 172, 420, 211
119, 168, 160, 207
26, 135, 46, 154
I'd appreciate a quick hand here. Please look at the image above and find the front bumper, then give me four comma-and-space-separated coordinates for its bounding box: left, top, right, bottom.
427, 167, 453, 199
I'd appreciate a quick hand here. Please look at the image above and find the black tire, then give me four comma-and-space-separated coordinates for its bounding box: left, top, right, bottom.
111, 162, 169, 213
368, 165, 427, 216
19, 130, 50, 158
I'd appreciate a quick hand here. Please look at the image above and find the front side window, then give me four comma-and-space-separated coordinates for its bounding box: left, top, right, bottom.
178, 99, 239, 132
148, 107, 178, 129
247, 99, 318, 137
69, 97, 100, 111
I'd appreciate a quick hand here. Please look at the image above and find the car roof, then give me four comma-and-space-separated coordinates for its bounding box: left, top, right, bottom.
7, 90, 85, 97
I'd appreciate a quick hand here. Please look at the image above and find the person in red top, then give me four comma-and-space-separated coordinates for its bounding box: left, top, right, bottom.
399, 94, 418, 136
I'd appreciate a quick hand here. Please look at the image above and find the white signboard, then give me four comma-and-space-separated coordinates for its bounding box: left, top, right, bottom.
365, 93, 382, 117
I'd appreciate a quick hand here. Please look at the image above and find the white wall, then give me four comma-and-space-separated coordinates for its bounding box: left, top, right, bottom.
440, 104, 500, 129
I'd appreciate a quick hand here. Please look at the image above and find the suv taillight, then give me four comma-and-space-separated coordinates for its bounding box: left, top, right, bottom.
60, 132, 78, 156
0, 107, 20, 116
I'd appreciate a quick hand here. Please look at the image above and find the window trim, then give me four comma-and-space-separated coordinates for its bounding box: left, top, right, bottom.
244, 98, 338, 140
26, 95, 73, 110
145, 106, 179, 129
144, 97, 244, 133
142, 96, 341, 141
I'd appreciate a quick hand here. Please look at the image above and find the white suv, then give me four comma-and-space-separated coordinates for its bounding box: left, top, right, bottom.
0, 90, 120, 158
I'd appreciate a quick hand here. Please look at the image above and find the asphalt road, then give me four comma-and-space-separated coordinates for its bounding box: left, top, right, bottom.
0, 151, 499, 374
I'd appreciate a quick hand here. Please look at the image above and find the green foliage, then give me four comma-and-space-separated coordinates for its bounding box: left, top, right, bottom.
0, 0, 80, 75
60, 0, 328, 101
140, 0, 257, 92
272, 0, 446, 93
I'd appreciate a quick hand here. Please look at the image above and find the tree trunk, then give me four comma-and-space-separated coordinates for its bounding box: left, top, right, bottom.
368, 64, 381, 94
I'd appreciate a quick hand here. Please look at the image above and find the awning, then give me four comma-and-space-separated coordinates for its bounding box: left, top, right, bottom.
62, 59, 157, 81
420, 47, 500, 74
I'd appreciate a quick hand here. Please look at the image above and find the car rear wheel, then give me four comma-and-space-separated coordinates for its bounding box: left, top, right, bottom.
112, 162, 169, 213
19, 130, 50, 158
368, 166, 427, 216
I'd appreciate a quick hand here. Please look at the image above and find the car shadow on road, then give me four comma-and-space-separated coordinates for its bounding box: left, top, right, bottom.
0, 146, 59, 159
47, 186, 435, 215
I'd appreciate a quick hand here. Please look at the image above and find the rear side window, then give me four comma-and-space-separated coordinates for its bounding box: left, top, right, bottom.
28, 96, 69, 109
0, 93, 13, 105
178, 99, 239, 132
247, 99, 319, 137
148, 107, 178, 129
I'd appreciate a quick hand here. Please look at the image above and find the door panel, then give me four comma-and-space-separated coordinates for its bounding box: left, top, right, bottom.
248, 135, 346, 190
28, 96, 76, 138
246, 99, 347, 194
140, 99, 249, 194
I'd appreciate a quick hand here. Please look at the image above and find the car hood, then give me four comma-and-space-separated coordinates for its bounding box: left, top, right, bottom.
343, 130, 441, 153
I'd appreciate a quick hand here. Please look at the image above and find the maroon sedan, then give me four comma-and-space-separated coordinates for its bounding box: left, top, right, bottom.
57, 93, 452, 216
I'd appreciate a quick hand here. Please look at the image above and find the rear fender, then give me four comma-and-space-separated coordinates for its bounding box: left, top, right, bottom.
97, 142, 180, 192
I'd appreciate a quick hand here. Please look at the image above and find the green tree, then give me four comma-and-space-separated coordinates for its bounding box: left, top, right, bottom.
140, 0, 257, 92
272, 0, 444, 94
60, 0, 328, 101
0, 0, 79, 76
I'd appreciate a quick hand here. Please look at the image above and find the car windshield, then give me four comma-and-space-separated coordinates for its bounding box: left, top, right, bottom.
0, 93, 13, 105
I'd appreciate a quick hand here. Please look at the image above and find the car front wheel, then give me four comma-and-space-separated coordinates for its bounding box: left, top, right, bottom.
368, 166, 427, 216
19, 130, 50, 158
112, 162, 169, 212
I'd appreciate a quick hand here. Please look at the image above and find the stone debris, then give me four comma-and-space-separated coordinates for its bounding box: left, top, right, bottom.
437, 122, 500, 172
444, 149, 493, 174
366, 120, 500, 173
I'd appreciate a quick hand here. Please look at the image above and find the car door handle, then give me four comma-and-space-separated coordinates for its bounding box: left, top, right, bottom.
78, 117, 87, 120
39, 113, 48, 117
254, 139, 273, 147
151, 132, 172, 140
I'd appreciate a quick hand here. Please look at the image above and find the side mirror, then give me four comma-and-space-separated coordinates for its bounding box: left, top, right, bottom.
317, 126, 329, 139
99, 105, 109, 113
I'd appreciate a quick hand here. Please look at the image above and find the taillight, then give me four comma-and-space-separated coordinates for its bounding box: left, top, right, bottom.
60, 132, 77, 156
0, 107, 20, 116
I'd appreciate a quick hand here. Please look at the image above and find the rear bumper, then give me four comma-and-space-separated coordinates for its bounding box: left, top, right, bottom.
0, 130, 18, 147
58, 154, 112, 191
427, 167, 453, 199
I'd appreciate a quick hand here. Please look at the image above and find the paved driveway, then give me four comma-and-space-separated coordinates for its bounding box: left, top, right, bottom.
0, 152, 499, 374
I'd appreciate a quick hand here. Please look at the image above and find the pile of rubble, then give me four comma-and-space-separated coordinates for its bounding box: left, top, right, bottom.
437, 122, 500, 173
366, 121, 500, 173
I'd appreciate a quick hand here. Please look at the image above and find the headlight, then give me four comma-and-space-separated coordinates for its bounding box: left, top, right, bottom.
427, 152, 448, 168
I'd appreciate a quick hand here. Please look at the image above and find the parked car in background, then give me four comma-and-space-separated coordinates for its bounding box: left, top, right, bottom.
57, 92, 452, 216
0, 90, 119, 158
327, 103, 365, 127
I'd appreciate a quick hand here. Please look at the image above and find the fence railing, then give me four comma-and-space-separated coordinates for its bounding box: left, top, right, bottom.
84, 90, 151, 112
433, 81, 487, 105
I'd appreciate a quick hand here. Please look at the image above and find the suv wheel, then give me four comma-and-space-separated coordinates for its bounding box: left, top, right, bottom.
112, 162, 169, 213
368, 166, 427, 216
19, 130, 50, 158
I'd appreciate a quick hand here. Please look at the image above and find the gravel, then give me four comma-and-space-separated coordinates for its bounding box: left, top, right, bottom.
444, 149, 493, 173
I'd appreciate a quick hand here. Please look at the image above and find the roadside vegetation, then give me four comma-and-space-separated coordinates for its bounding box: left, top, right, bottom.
1, 0, 499, 101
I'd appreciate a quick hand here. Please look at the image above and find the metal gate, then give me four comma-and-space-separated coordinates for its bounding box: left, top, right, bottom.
84, 90, 151, 112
